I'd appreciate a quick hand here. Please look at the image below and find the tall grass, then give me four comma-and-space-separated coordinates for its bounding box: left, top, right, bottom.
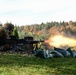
0, 53, 76, 75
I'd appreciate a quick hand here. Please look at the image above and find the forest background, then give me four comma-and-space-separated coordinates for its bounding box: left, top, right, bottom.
14, 21, 76, 40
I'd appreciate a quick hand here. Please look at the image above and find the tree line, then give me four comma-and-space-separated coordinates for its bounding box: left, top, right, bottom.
18, 21, 76, 40
0, 21, 76, 40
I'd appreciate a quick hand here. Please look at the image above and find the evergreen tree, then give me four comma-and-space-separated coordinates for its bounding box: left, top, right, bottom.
12, 27, 19, 39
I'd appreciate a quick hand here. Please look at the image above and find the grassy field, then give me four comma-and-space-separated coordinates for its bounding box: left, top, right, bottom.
0, 53, 76, 75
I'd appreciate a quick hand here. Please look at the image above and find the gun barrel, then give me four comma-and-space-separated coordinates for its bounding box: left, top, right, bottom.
0, 39, 44, 44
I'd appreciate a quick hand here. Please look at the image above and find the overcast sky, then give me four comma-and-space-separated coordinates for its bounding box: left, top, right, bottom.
0, 0, 76, 25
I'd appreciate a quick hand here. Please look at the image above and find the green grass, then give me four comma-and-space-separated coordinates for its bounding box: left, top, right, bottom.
0, 53, 76, 75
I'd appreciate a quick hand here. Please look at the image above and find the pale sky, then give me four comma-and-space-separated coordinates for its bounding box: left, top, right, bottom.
0, 0, 76, 26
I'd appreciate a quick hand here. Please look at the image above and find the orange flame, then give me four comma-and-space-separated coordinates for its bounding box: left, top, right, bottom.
45, 35, 76, 48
